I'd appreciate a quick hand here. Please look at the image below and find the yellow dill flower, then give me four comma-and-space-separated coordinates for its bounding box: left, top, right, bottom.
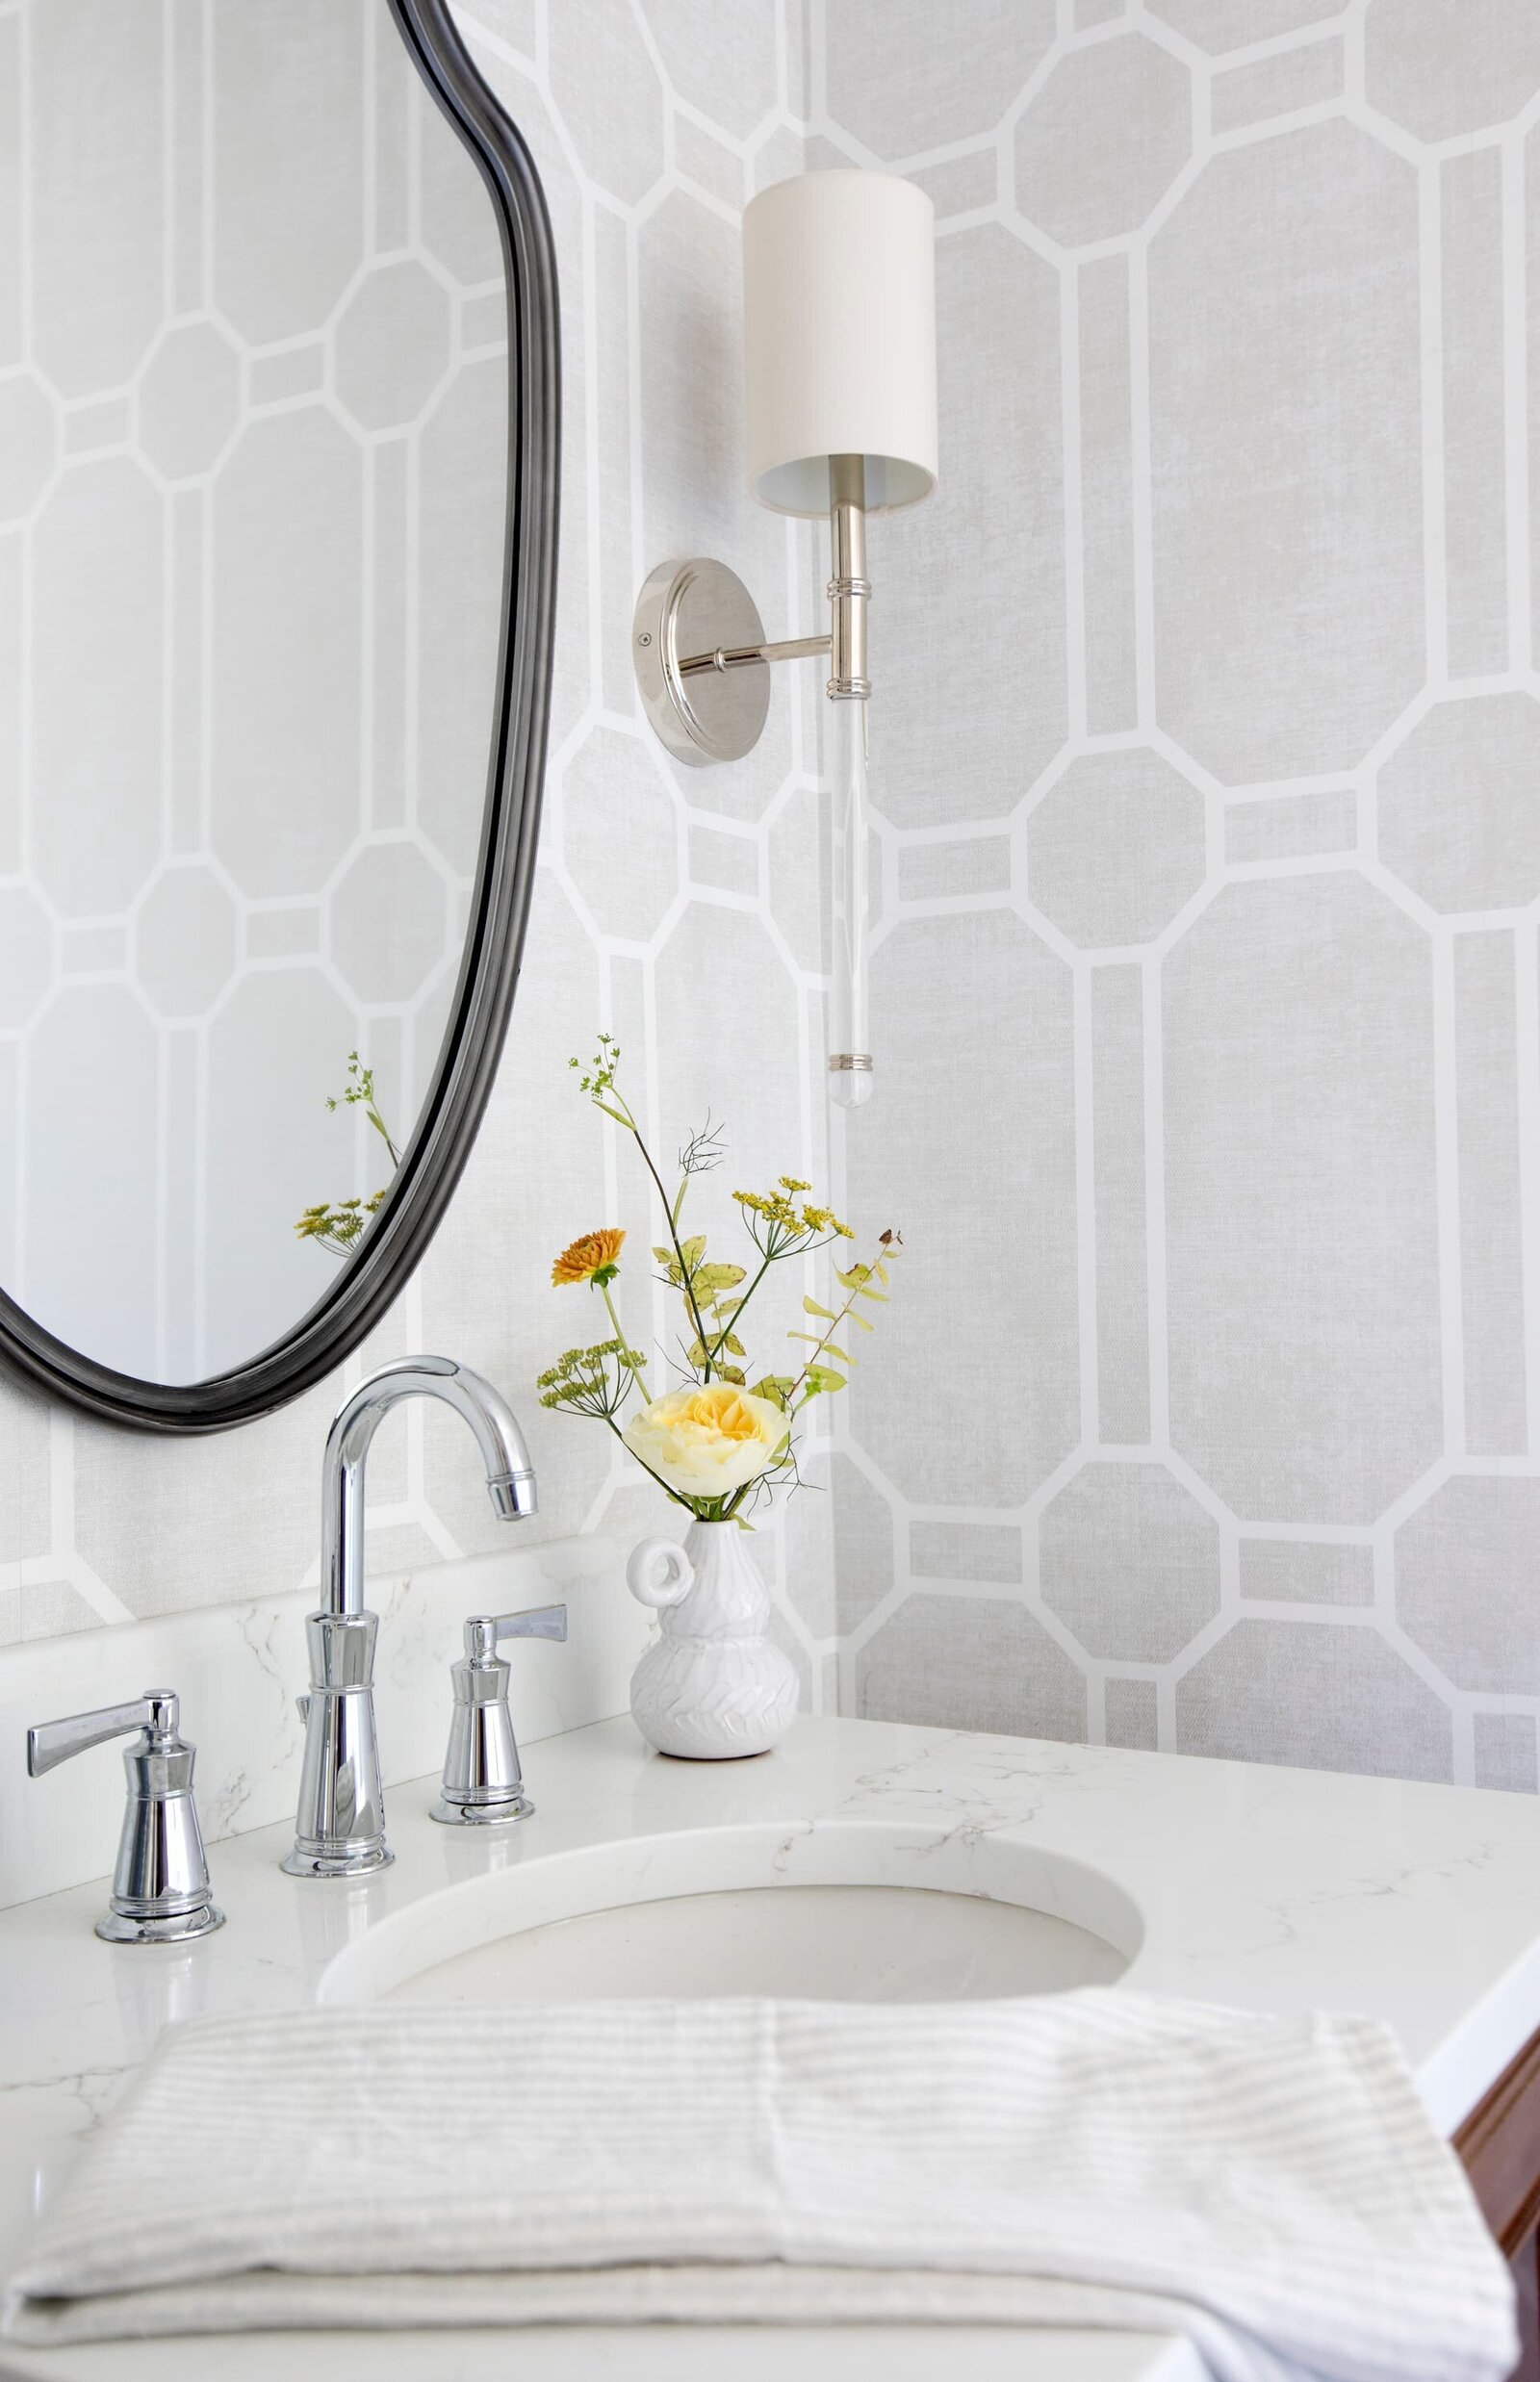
552, 1226, 626, 1286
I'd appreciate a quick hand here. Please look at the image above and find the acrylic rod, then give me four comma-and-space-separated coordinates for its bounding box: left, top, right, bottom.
828, 691, 873, 1110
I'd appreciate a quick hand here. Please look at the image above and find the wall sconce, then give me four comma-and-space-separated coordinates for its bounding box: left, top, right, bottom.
633, 170, 937, 1108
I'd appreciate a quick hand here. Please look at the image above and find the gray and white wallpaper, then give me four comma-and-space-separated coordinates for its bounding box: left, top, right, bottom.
4, 0, 1540, 1802
828, 0, 1540, 1791
0, 0, 835, 1676
0, 0, 506, 1383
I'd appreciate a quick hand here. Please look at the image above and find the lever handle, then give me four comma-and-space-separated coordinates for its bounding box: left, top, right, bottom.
462, 1603, 567, 1663
26, 1687, 222, 1945
27, 1691, 180, 1778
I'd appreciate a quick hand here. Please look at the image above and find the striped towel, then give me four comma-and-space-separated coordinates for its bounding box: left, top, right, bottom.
2, 1991, 1516, 2380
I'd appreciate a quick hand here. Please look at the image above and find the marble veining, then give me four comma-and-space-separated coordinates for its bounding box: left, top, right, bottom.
3, 1711, 1540, 2381
0, 1534, 653, 1910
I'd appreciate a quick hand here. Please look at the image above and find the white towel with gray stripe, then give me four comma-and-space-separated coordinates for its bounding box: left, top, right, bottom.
1, 1991, 1516, 2380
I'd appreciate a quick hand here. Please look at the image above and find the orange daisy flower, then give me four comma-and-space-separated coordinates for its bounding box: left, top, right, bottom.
552, 1227, 626, 1287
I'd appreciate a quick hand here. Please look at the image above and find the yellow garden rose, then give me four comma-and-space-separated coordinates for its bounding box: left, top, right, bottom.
623, 1383, 786, 1502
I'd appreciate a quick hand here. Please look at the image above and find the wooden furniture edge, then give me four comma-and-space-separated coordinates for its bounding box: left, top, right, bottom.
1455, 2022, 1540, 2259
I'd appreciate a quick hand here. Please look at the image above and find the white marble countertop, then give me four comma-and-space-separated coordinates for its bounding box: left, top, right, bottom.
6, 1709, 1540, 2382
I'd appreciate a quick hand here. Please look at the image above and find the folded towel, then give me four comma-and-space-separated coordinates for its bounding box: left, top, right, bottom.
2, 1991, 1515, 2382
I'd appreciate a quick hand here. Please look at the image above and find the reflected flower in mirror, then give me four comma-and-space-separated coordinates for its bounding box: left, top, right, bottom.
295, 1053, 401, 1260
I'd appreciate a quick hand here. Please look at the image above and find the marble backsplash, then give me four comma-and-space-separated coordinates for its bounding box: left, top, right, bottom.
0, 1533, 651, 1911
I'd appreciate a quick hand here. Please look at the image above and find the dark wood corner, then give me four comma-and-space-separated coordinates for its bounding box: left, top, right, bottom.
1455, 2024, 1540, 2380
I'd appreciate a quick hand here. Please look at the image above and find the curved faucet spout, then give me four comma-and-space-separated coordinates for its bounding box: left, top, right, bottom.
322, 1355, 538, 1619
284, 1355, 537, 1880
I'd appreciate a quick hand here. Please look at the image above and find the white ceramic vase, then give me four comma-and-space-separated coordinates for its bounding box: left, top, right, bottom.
627, 1519, 800, 1759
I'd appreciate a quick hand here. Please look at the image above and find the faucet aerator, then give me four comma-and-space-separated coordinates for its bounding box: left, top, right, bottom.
488, 1472, 538, 1522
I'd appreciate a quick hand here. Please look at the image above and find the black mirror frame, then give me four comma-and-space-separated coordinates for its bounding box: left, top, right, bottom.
0, 0, 559, 1435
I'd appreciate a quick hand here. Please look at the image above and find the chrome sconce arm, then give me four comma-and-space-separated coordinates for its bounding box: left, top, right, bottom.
639, 451, 872, 730
633, 455, 871, 774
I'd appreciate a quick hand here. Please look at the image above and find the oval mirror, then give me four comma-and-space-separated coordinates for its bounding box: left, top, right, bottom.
0, 0, 557, 1431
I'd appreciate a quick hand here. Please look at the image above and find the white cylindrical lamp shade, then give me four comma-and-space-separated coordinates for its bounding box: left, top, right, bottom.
742, 170, 937, 519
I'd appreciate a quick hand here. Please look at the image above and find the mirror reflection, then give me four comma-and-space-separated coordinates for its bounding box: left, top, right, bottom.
0, 0, 509, 1385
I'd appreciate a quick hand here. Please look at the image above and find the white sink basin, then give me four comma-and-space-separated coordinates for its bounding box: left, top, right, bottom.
319, 1822, 1141, 2007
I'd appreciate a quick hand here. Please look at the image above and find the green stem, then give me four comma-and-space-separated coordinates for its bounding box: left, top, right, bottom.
594, 1281, 644, 1410
630, 1127, 714, 1380
782, 1252, 879, 1412
704, 1249, 776, 1368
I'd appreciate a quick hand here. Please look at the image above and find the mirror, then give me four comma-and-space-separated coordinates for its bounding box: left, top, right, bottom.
0, 0, 557, 1429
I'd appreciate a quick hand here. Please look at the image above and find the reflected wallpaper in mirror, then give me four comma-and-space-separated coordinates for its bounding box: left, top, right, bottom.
0, 0, 508, 1385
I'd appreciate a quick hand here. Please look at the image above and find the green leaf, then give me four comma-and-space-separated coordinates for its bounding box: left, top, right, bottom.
856, 1285, 888, 1302
806, 1366, 847, 1395
820, 1343, 854, 1366
786, 1330, 827, 1345
721, 1332, 746, 1357
803, 1294, 836, 1319
875, 1261, 889, 1286
849, 1310, 875, 1332
652, 1246, 674, 1267
718, 1365, 746, 1386
680, 1234, 706, 1271
751, 1374, 794, 1407
593, 1102, 633, 1129
695, 1263, 746, 1293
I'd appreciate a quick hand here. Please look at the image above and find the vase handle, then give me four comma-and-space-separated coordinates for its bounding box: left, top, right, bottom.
628, 1537, 694, 1610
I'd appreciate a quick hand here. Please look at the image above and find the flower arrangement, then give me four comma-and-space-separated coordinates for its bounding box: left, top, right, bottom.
540, 1035, 899, 1525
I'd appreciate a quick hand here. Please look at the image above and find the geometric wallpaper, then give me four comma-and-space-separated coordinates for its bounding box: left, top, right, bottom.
0, 0, 839, 1672
831, 0, 1540, 1793
0, 0, 503, 1383
6, 0, 1540, 1806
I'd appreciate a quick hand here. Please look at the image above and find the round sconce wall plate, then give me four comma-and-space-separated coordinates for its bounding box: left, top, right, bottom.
632, 556, 770, 767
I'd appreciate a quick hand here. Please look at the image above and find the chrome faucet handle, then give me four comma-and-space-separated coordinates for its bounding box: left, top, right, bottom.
28, 1692, 176, 1777
431, 1602, 567, 1829
26, 1690, 224, 1945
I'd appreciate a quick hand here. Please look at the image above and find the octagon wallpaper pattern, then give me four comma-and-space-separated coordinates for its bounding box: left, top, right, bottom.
3, 0, 1540, 1804
0, 0, 506, 1382
831, 0, 1540, 1792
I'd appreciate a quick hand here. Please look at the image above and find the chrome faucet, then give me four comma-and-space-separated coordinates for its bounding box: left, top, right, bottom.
282, 1355, 537, 1880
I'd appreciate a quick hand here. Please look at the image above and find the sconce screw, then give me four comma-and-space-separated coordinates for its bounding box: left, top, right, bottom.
637, 631, 652, 647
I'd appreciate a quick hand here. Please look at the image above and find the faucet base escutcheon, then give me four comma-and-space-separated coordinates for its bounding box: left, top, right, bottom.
428, 1792, 533, 1829
96, 1902, 226, 1946
280, 1844, 394, 1880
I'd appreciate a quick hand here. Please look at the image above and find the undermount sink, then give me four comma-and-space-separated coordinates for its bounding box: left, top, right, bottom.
318, 1821, 1142, 2007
